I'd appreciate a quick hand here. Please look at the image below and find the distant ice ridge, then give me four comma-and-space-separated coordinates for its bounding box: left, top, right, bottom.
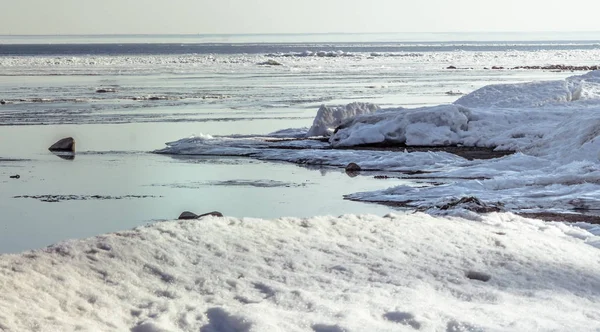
1, 213, 599, 331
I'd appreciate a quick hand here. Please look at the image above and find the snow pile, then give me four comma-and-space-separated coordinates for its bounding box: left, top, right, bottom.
330, 104, 470, 147
306, 102, 380, 137
330, 70, 600, 153
1, 213, 599, 331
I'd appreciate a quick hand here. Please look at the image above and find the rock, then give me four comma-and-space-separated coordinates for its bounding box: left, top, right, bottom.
466, 271, 491, 282
178, 211, 199, 220
48, 137, 75, 152
345, 163, 361, 172
197, 211, 223, 218
9, 174, 20, 179
0, 100, 5, 105
446, 65, 457, 69
178, 211, 223, 220
96, 88, 116, 93
258, 59, 283, 66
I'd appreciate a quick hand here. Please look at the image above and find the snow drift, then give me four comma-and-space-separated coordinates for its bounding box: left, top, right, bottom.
1, 213, 599, 331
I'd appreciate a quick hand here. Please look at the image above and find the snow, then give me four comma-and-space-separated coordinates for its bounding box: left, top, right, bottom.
306, 103, 380, 137
1, 213, 599, 331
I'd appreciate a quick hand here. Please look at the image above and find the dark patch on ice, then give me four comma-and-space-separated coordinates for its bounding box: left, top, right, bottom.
518, 211, 600, 224
234, 295, 261, 304
253, 282, 276, 298
438, 197, 503, 213
210, 179, 307, 188
14, 194, 160, 202
383, 311, 422, 329
466, 271, 492, 282
0, 158, 30, 162
200, 307, 252, 332
155, 289, 178, 299
312, 324, 346, 332
143, 264, 176, 283
337, 143, 513, 161
446, 319, 485, 332
155, 179, 307, 189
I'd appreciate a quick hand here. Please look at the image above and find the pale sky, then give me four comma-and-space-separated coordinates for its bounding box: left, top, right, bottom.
1, 0, 599, 35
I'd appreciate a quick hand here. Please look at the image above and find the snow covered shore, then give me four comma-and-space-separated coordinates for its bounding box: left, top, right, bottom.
1, 213, 599, 331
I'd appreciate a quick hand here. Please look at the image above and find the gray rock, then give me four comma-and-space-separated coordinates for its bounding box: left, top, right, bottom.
466, 271, 491, 282
178, 211, 199, 220
258, 59, 283, 66
345, 162, 361, 172
197, 211, 223, 218
178, 211, 224, 220
49, 137, 75, 152
96, 88, 116, 93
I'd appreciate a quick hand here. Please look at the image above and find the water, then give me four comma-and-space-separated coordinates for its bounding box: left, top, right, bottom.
1, 33, 599, 253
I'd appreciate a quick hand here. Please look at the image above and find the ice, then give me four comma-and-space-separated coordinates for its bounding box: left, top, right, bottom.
1, 213, 600, 331
158, 70, 600, 216
306, 102, 380, 137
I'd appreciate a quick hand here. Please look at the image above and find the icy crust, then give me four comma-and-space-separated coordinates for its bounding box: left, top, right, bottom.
1, 213, 599, 331
306, 102, 380, 137
156, 134, 466, 172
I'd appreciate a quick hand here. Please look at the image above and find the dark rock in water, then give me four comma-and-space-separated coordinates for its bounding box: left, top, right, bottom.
466, 271, 492, 282
49, 137, 75, 152
197, 211, 223, 218
178, 211, 199, 220
96, 88, 116, 93
9, 174, 20, 179
446, 65, 457, 69
258, 59, 283, 66
439, 196, 503, 213
491, 66, 504, 70
178, 211, 224, 220
345, 163, 362, 172
0, 100, 5, 105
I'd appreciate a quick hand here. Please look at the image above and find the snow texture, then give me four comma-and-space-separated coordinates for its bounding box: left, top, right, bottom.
1, 213, 599, 331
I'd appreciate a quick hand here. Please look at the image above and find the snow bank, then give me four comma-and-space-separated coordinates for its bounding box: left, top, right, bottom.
330, 104, 470, 147
1, 213, 599, 331
330, 70, 600, 154
306, 102, 380, 137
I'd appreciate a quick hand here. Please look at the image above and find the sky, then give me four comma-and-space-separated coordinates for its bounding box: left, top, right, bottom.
1, 0, 600, 35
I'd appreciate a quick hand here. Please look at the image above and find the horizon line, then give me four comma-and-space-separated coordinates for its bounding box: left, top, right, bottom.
1, 31, 600, 37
